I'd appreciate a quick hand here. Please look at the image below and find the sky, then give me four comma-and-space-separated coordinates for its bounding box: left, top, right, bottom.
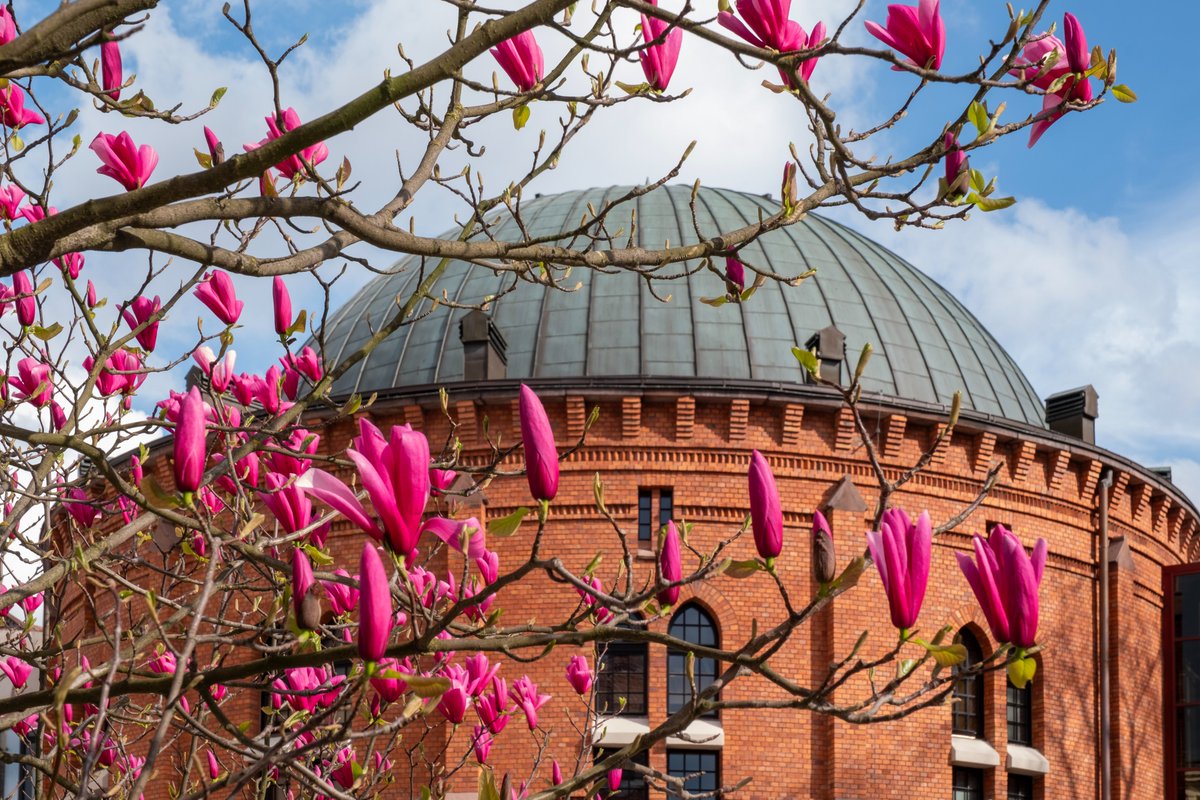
15, 0, 1200, 502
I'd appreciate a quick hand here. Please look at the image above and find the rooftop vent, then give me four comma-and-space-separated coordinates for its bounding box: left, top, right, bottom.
1045, 385, 1098, 444
1149, 466, 1174, 483
459, 310, 508, 382
804, 325, 845, 385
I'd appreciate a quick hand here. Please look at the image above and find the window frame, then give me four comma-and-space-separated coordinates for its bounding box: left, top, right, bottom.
637, 487, 675, 544
597, 618, 652, 719
667, 603, 720, 717
666, 749, 720, 799
1006, 772, 1035, 800
1006, 676, 1033, 746
951, 766, 984, 800
1163, 563, 1200, 797
951, 628, 985, 738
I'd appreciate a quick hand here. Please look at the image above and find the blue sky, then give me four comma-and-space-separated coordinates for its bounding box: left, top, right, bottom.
17, 1, 1200, 500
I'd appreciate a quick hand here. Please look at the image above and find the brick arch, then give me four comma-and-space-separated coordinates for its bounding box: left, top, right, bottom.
946, 606, 996, 655
651, 581, 741, 645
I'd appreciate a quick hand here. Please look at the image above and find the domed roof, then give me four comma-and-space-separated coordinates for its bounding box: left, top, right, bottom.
320, 185, 1046, 427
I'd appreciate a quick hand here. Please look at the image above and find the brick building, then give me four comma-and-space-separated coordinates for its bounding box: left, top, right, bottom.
52, 185, 1200, 799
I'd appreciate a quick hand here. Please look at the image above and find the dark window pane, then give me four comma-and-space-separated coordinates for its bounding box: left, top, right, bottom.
596, 641, 647, 716
1179, 771, 1200, 799
638, 490, 653, 542
1007, 774, 1035, 800
668, 605, 719, 716
1007, 679, 1032, 745
1181, 641, 1200, 703
596, 749, 649, 800
1177, 574, 1200, 638
952, 629, 984, 737
667, 750, 719, 798
952, 767, 983, 800
659, 489, 674, 529
1180, 707, 1200, 768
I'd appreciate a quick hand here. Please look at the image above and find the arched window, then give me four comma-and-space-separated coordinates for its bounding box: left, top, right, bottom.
951, 628, 984, 737
596, 620, 648, 716
667, 604, 718, 716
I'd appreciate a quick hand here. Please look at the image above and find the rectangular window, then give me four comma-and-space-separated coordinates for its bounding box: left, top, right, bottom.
667, 750, 719, 798
1007, 679, 1032, 745
952, 767, 983, 800
1007, 773, 1035, 800
595, 749, 649, 800
637, 488, 675, 543
1164, 565, 1200, 797
638, 489, 653, 542
595, 641, 648, 716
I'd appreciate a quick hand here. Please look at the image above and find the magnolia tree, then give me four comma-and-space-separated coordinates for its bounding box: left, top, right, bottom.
0, 0, 1130, 798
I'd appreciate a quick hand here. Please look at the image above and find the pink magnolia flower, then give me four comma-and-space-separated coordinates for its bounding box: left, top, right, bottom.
193, 270, 243, 325
263, 428, 319, 476
552, 761, 564, 785
473, 725, 493, 764
956, 524, 1047, 648
476, 677, 512, 734
430, 467, 457, 495
203, 126, 224, 165
299, 419, 431, 553
21, 592, 42, 615
0, 657, 32, 689
519, 384, 559, 501
12, 270, 35, 327
86, 348, 145, 397
607, 768, 623, 793
147, 649, 177, 674
122, 295, 162, 351
812, 509, 837, 585
864, 0, 945, 71
1021, 13, 1093, 148
657, 519, 682, 607
273, 276, 293, 335
748, 450, 783, 560
725, 256, 746, 292
331, 748, 356, 789
9, 358, 52, 407
0, 84, 45, 128
437, 665, 472, 724
283, 345, 323, 382
173, 386, 208, 494
370, 657, 410, 703
866, 508, 932, 632
50, 401, 67, 431
322, 569, 359, 616
54, 251, 84, 279
259, 472, 322, 542
245, 107, 329, 180
475, 549, 500, 585
0, 184, 25, 220
291, 547, 319, 629
90, 132, 157, 190
192, 346, 236, 393
64, 487, 99, 527
206, 750, 220, 780
272, 666, 344, 712
424, 516, 487, 559
85, 280, 97, 308
639, 0, 683, 91
942, 131, 969, 199
358, 543, 392, 662
464, 653, 501, 697
0, 7, 14, 46
491, 30, 544, 92
508, 675, 550, 730
101, 40, 123, 100
718, 0, 826, 87
565, 655, 593, 696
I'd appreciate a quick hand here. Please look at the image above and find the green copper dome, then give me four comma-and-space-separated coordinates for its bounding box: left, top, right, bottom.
320, 185, 1045, 427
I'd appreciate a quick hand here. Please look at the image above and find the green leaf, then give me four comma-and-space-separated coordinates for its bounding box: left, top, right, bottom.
193, 148, 213, 169
967, 101, 989, 135
969, 193, 1016, 212
969, 169, 986, 194
698, 295, 727, 307
583, 552, 603, 577
404, 674, 451, 699
489, 507, 530, 538
723, 559, 763, 579
1007, 655, 1037, 689
911, 638, 968, 668
335, 157, 352, 190
830, 556, 866, 592
897, 658, 917, 678
1111, 84, 1137, 103
8, 132, 22, 152
512, 105, 531, 130
478, 768, 501, 800
286, 309, 308, 337
31, 322, 62, 341
140, 476, 181, 510
615, 80, 650, 95
210, 87, 228, 107
303, 543, 334, 566
791, 346, 820, 376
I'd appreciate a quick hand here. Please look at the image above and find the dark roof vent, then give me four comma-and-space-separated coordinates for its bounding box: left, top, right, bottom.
459, 310, 508, 381
1149, 466, 1174, 483
804, 325, 845, 385
1045, 385, 1098, 444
